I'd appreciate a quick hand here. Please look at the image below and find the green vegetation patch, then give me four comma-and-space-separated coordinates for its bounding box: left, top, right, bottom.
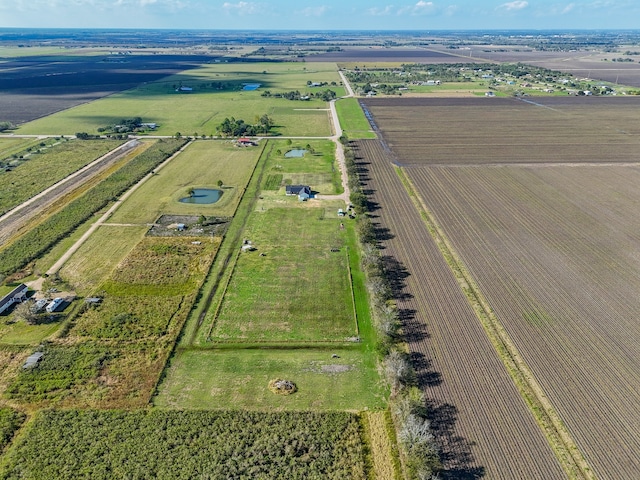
0, 139, 123, 215
4, 343, 112, 404
71, 295, 189, 340
0, 408, 26, 452
109, 237, 219, 289
335, 98, 376, 139
155, 348, 387, 411
211, 208, 355, 343
0, 409, 366, 480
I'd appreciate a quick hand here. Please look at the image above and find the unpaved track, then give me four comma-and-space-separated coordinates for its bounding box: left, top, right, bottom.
0, 140, 139, 245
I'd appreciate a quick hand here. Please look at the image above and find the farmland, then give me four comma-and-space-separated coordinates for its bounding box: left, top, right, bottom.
356, 94, 640, 478
0, 53, 218, 124
0, 139, 123, 216
335, 98, 377, 139
15, 62, 340, 137
352, 139, 565, 478
108, 140, 262, 223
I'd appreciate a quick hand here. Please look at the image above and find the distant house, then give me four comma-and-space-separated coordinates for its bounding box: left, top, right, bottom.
0, 284, 28, 315
485, 91, 495, 97
236, 137, 256, 147
141, 123, 158, 130
46, 297, 64, 313
424, 80, 441, 86
176, 86, 193, 92
286, 185, 312, 201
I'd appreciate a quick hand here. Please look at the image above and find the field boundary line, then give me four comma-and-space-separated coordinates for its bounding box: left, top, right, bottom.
345, 246, 360, 337
204, 245, 243, 341
394, 166, 596, 480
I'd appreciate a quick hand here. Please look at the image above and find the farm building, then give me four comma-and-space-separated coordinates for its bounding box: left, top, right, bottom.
46, 297, 64, 313
23, 351, 44, 369
0, 284, 28, 315
176, 86, 193, 92
236, 138, 257, 147
285, 185, 312, 201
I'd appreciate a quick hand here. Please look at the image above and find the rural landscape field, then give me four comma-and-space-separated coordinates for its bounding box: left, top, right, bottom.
2, 28, 640, 479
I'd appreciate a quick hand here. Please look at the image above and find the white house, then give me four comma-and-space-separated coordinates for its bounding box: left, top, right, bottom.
0, 284, 28, 315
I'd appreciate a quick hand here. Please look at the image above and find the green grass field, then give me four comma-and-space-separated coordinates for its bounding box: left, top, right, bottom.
0, 319, 62, 346
0, 138, 33, 158
109, 140, 261, 223
209, 207, 355, 343
335, 98, 376, 139
16, 63, 341, 137
155, 347, 386, 410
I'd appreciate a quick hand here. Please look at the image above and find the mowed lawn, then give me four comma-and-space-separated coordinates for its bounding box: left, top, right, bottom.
210, 207, 356, 343
154, 347, 387, 410
109, 140, 260, 224
16, 62, 340, 137
335, 98, 376, 139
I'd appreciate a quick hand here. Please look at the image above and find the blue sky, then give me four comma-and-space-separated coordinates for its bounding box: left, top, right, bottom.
1, 0, 638, 30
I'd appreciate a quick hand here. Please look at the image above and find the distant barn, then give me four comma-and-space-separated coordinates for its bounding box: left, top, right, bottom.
0, 284, 28, 315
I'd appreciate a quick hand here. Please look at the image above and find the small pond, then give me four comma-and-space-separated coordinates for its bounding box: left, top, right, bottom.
179, 188, 223, 204
285, 149, 307, 158
243, 83, 261, 91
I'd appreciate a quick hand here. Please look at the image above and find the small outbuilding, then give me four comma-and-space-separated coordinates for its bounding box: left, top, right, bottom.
46, 297, 64, 313
23, 351, 44, 369
0, 284, 28, 315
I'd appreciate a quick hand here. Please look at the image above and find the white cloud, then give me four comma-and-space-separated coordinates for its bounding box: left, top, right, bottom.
222, 1, 263, 15
398, 0, 436, 15
367, 5, 395, 16
498, 0, 528, 11
298, 5, 330, 16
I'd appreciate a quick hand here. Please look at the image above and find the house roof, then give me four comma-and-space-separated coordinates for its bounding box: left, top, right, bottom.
286, 185, 311, 195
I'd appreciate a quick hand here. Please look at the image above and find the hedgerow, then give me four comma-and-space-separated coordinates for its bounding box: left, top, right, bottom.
0, 138, 186, 276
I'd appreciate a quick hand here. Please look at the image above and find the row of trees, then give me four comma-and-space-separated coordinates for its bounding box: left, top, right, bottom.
260, 89, 337, 101
216, 114, 274, 137
343, 136, 441, 479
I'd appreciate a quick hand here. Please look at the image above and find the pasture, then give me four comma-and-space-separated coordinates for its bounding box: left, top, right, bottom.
109, 140, 261, 224
59, 225, 148, 296
16, 62, 340, 137
208, 207, 355, 343
155, 347, 386, 410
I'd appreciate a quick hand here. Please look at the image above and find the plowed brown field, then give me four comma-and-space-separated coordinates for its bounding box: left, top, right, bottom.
362, 97, 640, 166
360, 96, 640, 479
354, 139, 565, 479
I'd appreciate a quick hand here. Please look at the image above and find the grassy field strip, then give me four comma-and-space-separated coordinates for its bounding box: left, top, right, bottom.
204, 245, 242, 341
363, 410, 402, 480
345, 247, 360, 337
335, 98, 377, 139
395, 166, 594, 480
181, 141, 269, 346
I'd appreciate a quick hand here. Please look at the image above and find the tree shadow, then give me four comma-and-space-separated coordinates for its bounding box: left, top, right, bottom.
409, 351, 442, 387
